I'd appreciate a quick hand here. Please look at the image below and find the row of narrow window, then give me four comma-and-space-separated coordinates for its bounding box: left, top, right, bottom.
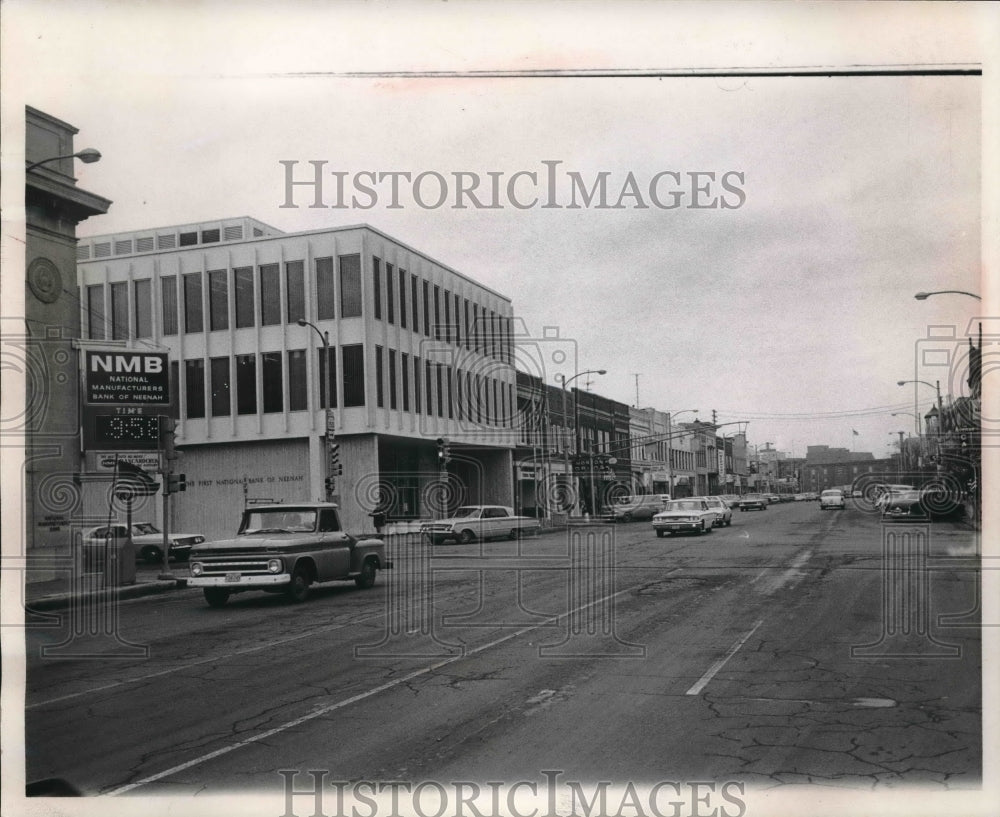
373, 345, 514, 427
80, 225, 259, 260
177, 343, 513, 428
84, 255, 511, 364
179, 346, 360, 420
86, 256, 360, 340
372, 256, 512, 362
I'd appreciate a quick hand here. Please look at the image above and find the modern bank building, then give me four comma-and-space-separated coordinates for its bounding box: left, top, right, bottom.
75, 217, 523, 539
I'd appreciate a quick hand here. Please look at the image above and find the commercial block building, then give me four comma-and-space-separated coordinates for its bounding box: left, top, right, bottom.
23, 107, 111, 575
77, 219, 517, 538
628, 407, 699, 497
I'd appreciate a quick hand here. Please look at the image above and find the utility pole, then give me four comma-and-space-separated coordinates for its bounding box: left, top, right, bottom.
633, 373, 640, 408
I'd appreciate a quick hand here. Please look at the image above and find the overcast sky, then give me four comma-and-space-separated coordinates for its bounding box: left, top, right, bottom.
3, 1, 993, 462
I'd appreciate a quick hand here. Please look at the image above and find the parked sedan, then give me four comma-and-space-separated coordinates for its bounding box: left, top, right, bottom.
81, 522, 206, 563
652, 499, 719, 537
701, 496, 733, 527
738, 494, 768, 511
819, 489, 846, 510
880, 489, 928, 521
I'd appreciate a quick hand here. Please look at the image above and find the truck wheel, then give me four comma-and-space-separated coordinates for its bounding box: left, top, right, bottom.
204, 588, 230, 608
286, 566, 311, 603
458, 529, 476, 545
355, 558, 377, 589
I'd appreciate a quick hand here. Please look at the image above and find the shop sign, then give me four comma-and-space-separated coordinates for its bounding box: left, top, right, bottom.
84, 350, 170, 405
94, 451, 160, 473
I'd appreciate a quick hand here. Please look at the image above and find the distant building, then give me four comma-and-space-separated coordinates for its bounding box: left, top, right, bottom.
806, 445, 874, 464
574, 388, 632, 514
799, 458, 895, 493
514, 369, 573, 517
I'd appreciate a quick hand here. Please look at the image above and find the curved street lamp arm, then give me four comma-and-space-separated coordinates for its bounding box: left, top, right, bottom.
914, 290, 981, 301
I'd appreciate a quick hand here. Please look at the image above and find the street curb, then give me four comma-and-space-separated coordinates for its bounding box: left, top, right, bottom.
26, 579, 189, 613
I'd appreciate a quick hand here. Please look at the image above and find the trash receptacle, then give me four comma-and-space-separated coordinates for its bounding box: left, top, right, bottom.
82, 534, 137, 587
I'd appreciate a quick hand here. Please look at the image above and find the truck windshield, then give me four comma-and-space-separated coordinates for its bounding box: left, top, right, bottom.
243, 509, 317, 533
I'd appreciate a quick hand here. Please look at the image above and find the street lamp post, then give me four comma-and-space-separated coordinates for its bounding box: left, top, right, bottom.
754, 442, 773, 493
557, 369, 606, 517
665, 409, 698, 498
897, 379, 943, 437
26, 148, 102, 173
298, 319, 334, 499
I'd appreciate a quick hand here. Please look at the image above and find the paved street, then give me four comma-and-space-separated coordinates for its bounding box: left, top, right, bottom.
25, 500, 981, 803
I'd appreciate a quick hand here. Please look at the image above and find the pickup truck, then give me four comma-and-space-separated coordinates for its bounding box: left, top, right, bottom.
420, 505, 542, 545
187, 502, 391, 607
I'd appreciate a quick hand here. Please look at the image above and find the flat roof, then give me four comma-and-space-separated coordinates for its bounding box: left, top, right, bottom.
81, 218, 512, 304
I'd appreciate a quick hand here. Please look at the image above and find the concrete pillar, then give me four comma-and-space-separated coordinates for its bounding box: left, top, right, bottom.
308, 434, 323, 502
338, 434, 379, 533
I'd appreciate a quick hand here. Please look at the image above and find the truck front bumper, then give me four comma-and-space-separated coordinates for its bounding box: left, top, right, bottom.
188, 574, 291, 587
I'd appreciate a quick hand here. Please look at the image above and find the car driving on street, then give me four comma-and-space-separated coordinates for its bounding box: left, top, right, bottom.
604, 494, 671, 522
819, 489, 846, 510
652, 498, 720, 537
738, 494, 768, 512
702, 496, 733, 527
420, 505, 541, 544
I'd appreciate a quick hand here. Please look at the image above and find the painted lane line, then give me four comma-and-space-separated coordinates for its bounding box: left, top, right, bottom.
685, 618, 764, 696
32, 574, 497, 709
106, 568, 681, 795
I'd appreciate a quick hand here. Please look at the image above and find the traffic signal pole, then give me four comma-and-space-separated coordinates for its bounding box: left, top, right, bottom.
159, 415, 177, 580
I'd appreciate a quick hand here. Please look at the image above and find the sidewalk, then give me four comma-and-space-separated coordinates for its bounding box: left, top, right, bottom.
24, 563, 189, 612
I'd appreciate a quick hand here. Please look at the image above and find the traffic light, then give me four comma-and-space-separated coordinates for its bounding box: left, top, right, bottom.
159, 415, 178, 461
328, 442, 342, 477
436, 437, 451, 467
324, 476, 336, 494
166, 473, 187, 493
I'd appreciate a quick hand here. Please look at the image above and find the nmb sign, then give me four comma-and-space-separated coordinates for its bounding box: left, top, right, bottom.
84, 350, 170, 405
81, 349, 172, 452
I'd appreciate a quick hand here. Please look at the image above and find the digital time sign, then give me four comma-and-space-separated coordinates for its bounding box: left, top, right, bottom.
90, 414, 161, 450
